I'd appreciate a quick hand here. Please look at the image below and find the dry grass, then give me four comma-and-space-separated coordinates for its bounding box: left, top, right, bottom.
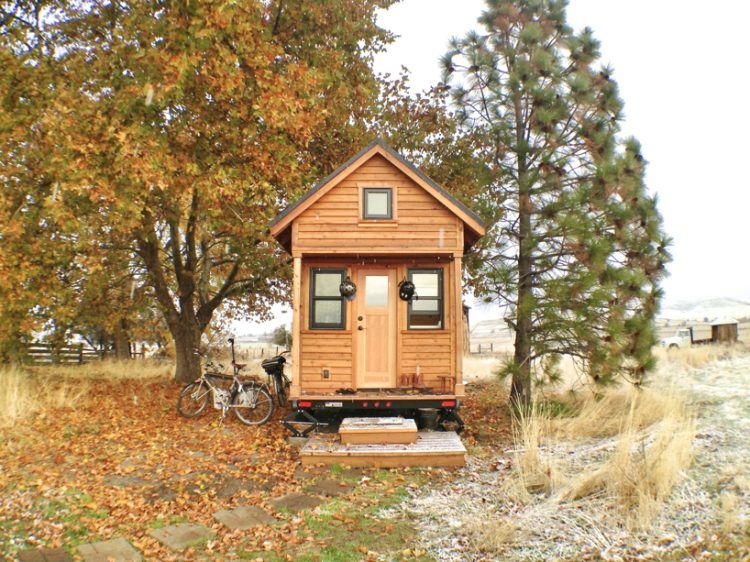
0, 366, 89, 428
552, 385, 686, 439
462, 354, 505, 383
719, 492, 740, 534
30, 359, 174, 380
464, 516, 519, 553
0, 360, 172, 429
506, 404, 565, 502
654, 343, 747, 369
563, 393, 695, 527
504, 385, 695, 530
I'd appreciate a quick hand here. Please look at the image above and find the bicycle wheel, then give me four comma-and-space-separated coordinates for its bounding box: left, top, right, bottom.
232, 384, 274, 425
177, 381, 210, 418
275, 375, 290, 407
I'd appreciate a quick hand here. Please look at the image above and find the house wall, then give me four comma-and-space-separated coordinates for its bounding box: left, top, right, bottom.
292, 154, 463, 255
296, 258, 460, 396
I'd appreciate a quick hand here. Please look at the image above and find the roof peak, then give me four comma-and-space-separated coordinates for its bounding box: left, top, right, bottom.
269, 137, 486, 240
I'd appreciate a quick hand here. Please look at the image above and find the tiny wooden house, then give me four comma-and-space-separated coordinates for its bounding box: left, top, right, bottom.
270, 139, 485, 427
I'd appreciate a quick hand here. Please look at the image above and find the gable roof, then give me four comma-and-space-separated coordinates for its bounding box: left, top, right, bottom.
269, 138, 486, 244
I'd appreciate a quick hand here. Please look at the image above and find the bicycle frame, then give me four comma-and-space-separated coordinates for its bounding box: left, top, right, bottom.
192, 371, 267, 419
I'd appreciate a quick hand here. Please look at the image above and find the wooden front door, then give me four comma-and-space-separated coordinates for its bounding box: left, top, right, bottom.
355, 267, 397, 388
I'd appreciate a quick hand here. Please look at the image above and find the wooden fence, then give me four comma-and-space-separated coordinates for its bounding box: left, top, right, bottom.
472, 343, 495, 354
23, 342, 146, 366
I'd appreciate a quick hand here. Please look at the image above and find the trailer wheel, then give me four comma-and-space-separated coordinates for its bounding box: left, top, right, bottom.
437, 410, 465, 433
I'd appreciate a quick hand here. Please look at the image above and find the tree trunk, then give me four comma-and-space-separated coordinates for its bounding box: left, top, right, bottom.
510, 96, 533, 409
171, 316, 203, 384
511, 202, 533, 408
112, 318, 131, 360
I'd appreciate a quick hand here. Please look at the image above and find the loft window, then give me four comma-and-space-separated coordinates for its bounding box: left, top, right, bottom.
310, 268, 346, 329
362, 188, 392, 220
407, 268, 443, 329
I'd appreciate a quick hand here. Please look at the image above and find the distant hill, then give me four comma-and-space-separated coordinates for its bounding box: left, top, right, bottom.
660, 297, 750, 321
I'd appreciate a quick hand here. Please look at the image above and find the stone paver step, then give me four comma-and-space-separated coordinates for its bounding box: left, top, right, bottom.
213, 506, 276, 530
149, 523, 215, 552
270, 492, 323, 513
306, 479, 353, 497
78, 538, 142, 562
17, 547, 72, 562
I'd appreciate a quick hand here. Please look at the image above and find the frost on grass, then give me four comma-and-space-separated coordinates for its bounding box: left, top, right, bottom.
392, 351, 750, 561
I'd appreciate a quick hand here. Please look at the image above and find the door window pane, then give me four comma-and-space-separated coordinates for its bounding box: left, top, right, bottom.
366, 275, 389, 307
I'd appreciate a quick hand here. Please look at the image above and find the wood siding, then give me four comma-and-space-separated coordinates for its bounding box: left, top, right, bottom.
400, 331, 453, 387
297, 258, 456, 395
294, 155, 461, 255
299, 331, 353, 393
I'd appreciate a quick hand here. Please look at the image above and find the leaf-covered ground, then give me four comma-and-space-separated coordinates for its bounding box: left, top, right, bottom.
0, 377, 480, 561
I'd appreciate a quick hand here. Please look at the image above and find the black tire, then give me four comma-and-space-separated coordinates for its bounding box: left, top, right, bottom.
177, 381, 210, 418
232, 384, 274, 426
668, 343, 679, 350
275, 375, 290, 407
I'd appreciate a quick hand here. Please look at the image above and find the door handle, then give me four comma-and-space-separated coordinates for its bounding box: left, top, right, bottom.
358, 326, 364, 331
357, 316, 363, 321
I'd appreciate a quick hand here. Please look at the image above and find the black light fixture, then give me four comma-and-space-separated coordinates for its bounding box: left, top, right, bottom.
339, 276, 357, 301
398, 278, 416, 302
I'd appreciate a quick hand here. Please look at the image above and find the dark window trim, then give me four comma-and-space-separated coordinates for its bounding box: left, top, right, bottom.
309, 268, 346, 330
362, 187, 393, 220
407, 268, 444, 330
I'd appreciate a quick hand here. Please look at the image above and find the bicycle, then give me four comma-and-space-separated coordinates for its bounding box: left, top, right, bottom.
177, 338, 274, 425
261, 350, 291, 407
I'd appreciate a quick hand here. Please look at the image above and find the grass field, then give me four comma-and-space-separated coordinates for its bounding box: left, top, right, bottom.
1, 347, 748, 560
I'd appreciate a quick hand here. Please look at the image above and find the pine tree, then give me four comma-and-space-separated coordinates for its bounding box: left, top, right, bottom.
443, 0, 670, 405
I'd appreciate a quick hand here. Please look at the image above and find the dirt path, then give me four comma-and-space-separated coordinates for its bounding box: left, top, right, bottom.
390, 353, 750, 561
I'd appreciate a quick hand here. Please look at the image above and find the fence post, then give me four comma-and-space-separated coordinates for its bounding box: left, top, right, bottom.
78, 343, 83, 365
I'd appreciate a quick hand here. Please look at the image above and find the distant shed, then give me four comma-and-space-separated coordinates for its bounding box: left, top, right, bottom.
710, 317, 739, 343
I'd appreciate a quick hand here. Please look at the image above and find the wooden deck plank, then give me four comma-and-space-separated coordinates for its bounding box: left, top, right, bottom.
300, 431, 466, 468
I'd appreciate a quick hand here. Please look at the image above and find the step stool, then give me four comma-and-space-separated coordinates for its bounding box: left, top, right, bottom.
338, 417, 418, 445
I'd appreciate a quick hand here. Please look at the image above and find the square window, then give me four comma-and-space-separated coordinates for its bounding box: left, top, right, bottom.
363, 188, 392, 220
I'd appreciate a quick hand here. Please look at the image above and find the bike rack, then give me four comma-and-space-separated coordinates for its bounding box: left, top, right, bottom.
281, 409, 326, 437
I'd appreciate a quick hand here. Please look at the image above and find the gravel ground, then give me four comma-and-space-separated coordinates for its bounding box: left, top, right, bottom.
386, 352, 750, 561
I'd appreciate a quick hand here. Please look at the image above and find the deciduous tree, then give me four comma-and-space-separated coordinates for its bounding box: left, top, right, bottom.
1, 0, 396, 381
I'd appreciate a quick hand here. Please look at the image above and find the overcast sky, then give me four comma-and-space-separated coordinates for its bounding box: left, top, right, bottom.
374, 0, 750, 305
234, 1, 749, 334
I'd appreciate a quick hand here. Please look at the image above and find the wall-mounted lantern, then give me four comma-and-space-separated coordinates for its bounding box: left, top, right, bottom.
339, 276, 357, 301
